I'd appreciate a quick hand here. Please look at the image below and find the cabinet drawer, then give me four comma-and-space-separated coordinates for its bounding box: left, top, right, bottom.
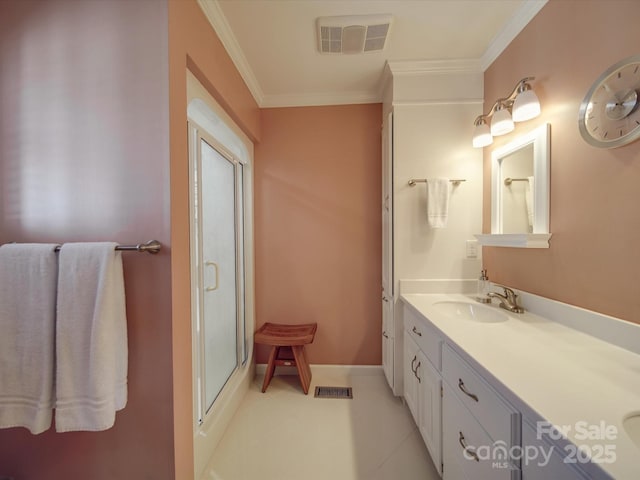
404, 306, 442, 370
442, 344, 519, 448
443, 383, 520, 480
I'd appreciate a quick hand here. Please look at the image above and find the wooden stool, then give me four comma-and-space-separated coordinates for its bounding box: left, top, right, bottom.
254, 322, 317, 394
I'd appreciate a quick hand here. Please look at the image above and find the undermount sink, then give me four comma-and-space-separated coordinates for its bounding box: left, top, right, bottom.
623, 414, 640, 450
433, 301, 508, 323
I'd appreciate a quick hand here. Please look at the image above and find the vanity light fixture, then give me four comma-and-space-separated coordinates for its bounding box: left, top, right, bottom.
472, 117, 492, 148
490, 102, 515, 136
472, 77, 540, 148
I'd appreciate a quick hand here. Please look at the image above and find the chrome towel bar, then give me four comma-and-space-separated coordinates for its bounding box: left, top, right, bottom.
5, 240, 161, 254
52, 239, 162, 254
503, 177, 529, 186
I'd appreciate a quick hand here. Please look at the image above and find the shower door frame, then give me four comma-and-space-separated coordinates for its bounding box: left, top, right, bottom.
188, 120, 247, 427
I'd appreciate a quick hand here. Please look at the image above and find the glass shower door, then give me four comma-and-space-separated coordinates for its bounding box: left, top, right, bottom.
200, 139, 238, 414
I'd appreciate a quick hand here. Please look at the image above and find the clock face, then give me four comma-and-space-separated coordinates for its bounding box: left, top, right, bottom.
578, 55, 640, 148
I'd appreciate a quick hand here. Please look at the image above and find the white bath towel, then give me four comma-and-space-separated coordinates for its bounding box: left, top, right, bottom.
426, 178, 451, 228
0, 243, 58, 434
525, 176, 535, 231
55, 242, 128, 432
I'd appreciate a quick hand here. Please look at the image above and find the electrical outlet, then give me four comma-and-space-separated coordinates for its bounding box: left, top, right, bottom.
466, 239, 478, 258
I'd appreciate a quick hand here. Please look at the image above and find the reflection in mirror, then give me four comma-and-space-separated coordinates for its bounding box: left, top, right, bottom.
475, 123, 551, 248
501, 144, 534, 234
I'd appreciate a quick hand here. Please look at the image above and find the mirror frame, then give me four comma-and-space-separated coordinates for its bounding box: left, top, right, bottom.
476, 123, 551, 248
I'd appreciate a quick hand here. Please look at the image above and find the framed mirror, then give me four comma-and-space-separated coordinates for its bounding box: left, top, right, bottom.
476, 123, 551, 248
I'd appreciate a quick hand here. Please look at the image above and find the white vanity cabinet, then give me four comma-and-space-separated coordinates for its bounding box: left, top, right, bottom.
442, 344, 521, 480
403, 302, 520, 480
400, 293, 624, 479
404, 306, 443, 475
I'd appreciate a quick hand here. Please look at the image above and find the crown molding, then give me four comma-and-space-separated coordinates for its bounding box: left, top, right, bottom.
386, 58, 483, 76
197, 0, 264, 106
260, 90, 381, 108
481, 0, 548, 71
392, 99, 484, 107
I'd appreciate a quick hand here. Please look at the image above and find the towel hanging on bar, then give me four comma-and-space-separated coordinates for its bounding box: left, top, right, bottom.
426, 178, 452, 228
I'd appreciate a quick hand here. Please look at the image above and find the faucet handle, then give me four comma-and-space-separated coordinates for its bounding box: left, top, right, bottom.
494, 284, 517, 300
493, 284, 524, 313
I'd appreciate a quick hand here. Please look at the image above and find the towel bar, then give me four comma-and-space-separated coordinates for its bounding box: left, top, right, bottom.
408, 179, 466, 187
53, 240, 162, 254
503, 177, 529, 186
4, 240, 162, 254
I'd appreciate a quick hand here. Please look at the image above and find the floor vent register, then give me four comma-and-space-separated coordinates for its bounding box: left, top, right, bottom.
314, 386, 353, 399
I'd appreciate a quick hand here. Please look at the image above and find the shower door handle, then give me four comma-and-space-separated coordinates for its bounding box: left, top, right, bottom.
205, 261, 219, 292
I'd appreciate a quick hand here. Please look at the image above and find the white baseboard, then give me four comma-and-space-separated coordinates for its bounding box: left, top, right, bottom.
255, 364, 383, 377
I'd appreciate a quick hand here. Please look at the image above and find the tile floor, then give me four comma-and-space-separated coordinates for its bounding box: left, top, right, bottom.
203, 368, 441, 480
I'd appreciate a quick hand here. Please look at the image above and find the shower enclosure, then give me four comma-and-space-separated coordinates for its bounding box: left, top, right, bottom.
188, 116, 248, 426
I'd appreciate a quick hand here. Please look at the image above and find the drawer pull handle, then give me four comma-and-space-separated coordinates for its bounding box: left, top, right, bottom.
382, 331, 389, 339
459, 432, 480, 462
458, 379, 479, 402
414, 362, 421, 383
412, 326, 422, 336
411, 355, 417, 373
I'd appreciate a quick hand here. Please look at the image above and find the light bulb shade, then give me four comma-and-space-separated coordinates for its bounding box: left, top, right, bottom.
491, 107, 514, 136
472, 121, 493, 148
512, 89, 540, 122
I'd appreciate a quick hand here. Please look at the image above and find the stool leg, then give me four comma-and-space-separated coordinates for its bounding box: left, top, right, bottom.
291, 345, 312, 394
262, 346, 279, 393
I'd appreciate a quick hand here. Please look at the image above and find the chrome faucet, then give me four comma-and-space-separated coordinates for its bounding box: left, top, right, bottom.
487, 286, 524, 313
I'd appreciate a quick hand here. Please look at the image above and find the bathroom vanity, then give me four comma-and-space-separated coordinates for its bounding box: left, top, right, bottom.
401, 290, 640, 479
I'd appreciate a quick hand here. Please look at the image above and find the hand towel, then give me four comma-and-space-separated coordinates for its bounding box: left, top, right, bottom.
0, 243, 58, 434
426, 178, 451, 228
55, 242, 128, 432
525, 176, 535, 231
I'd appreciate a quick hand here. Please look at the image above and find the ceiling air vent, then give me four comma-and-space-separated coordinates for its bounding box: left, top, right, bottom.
317, 14, 392, 54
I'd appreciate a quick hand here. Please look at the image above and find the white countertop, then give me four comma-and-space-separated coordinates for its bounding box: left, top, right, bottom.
401, 293, 640, 480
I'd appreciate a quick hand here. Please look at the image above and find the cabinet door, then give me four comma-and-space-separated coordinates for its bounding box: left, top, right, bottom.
403, 331, 420, 423
443, 383, 519, 480
381, 110, 393, 297
382, 110, 394, 393
416, 351, 443, 476
382, 296, 394, 388
521, 422, 588, 480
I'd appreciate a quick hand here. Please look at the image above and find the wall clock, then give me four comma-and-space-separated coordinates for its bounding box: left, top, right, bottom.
578, 55, 640, 148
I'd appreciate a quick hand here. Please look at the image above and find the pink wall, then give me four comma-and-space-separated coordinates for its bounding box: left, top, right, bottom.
0, 0, 174, 479
483, 0, 640, 323
168, 1, 261, 477
255, 105, 382, 365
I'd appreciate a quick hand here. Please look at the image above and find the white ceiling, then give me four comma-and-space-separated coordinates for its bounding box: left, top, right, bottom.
199, 0, 547, 108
